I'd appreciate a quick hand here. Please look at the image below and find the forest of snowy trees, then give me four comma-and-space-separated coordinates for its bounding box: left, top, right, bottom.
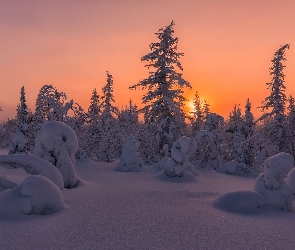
0, 22, 294, 176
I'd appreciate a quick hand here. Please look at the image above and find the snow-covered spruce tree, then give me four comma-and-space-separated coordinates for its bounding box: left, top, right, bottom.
33, 85, 74, 148
118, 99, 139, 144
35, 85, 73, 124
98, 72, 120, 162
217, 105, 250, 176
225, 104, 246, 163
9, 86, 29, 154
16, 86, 29, 133
137, 106, 159, 164
116, 134, 144, 172
65, 103, 89, 160
86, 88, 101, 159
192, 113, 225, 170
0, 118, 17, 149
164, 136, 197, 178
190, 91, 205, 137
244, 98, 254, 138
242, 98, 256, 167
259, 44, 291, 153
287, 95, 295, 159
129, 21, 191, 158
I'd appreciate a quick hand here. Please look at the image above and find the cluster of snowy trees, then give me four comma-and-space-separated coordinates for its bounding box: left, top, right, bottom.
0, 22, 294, 175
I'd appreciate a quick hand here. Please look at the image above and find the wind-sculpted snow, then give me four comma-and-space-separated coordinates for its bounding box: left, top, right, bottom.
116, 135, 144, 172
254, 152, 294, 211
0, 154, 64, 189
0, 171, 17, 189
0, 175, 65, 217
34, 121, 79, 188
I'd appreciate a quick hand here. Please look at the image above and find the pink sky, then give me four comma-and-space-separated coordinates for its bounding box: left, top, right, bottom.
1, 0, 295, 121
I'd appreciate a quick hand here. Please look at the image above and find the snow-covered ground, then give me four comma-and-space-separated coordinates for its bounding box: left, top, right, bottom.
1, 153, 295, 250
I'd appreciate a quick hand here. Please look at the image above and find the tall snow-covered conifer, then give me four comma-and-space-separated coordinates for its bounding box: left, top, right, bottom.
99, 72, 120, 162
190, 91, 205, 136
260, 44, 290, 152
86, 88, 101, 158
9, 86, 30, 154
129, 21, 191, 157
16, 86, 29, 133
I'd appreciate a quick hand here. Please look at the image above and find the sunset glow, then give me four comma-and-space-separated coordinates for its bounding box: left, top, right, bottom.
1, 1, 295, 121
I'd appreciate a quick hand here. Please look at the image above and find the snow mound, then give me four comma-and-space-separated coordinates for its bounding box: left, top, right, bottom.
216, 160, 250, 176
263, 152, 294, 189
34, 121, 79, 188
0, 175, 65, 217
286, 168, 295, 194
254, 152, 294, 211
213, 190, 266, 214
254, 174, 293, 211
116, 135, 144, 172
0, 154, 64, 189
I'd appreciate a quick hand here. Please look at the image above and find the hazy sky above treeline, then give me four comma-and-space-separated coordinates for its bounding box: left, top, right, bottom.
1, 0, 295, 121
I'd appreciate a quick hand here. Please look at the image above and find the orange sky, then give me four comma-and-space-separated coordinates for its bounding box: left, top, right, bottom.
1, 0, 295, 121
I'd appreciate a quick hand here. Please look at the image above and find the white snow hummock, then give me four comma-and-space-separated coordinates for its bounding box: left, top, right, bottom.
216, 160, 250, 176
163, 136, 197, 178
34, 121, 79, 188
213, 190, 266, 214
116, 135, 144, 172
0, 154, 64, 189
254, 152, 294, 211
0, 175, 65, 216
286, 168, 295, 194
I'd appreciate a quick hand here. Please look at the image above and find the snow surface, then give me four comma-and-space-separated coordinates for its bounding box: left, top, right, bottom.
2, 157, 295, 249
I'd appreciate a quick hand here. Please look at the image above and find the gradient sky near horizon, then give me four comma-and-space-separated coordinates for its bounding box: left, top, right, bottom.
1, 0, 295, 121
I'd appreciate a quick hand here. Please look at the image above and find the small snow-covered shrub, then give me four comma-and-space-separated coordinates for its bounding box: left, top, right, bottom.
8, 128, 28, 154
116, 135, 144, 172
0, 175, 65, 216
34, 121, 79, 188
164, 136, 197, 178
216, 160, 250, 176
254, 152, 294, 211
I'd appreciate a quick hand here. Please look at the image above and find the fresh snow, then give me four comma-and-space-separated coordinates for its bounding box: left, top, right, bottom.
1, 156, 295, 249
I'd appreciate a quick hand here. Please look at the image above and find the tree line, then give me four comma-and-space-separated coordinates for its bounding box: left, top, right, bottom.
0, 22, 294, 173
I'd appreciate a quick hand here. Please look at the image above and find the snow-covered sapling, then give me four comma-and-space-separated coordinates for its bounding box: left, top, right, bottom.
8, 128, 28, 154
116, 135, 144, 172
254, 152, 294, 211
164, 136, 197, 178
34, 121, 79, 188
